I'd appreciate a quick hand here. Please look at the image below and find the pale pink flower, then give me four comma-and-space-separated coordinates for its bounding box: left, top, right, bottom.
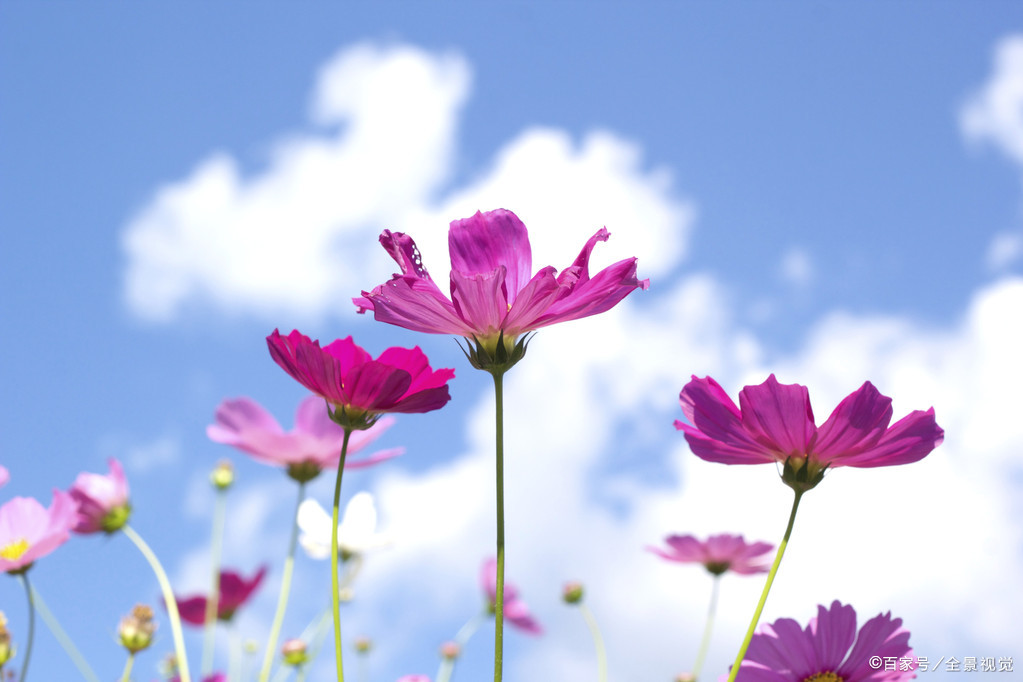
267, 331, 453, 427
174, 566, 268, 625
0, 491, 77, 574
68, 458, 131, 534
647, 533, 773, 575
208, 396, 402, 475
396, 676, 431, 682
731, 601, 916, 682
481, 557, 542, 635
0, 466, 8, 488
676, 375, 943, 489
355, 209, 648, 364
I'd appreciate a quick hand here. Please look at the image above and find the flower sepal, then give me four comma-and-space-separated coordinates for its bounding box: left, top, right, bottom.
781, 456, 828, 493
286, 461, 322, 484
458, 331, 535, 376
326, 404, 381, 432
101, 503, 132, 533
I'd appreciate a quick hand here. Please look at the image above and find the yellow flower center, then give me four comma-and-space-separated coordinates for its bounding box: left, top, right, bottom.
0, 538, 30, 561
804, 673, 843, 682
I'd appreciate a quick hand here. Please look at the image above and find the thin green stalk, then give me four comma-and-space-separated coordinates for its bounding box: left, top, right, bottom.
28, 583, 100, 682
331, 429, 354, 682
579, 603, 607, 682
17, 573, 35, 682
725, 490, 804, 682
228, 625, 242, 682
492, 370, 506, 682
436, 611, 486, 682
691, 575, 721, 681
123, 524, 191, 682
120, 653, 135, 682
258, 481, 306, 682
203, 488, 228, 676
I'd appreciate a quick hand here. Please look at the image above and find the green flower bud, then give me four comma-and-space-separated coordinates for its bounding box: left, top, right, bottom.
562, 581, 584, 604
281, 638, 308, 667
119, 604, 157, 654
210, 460, 235, 490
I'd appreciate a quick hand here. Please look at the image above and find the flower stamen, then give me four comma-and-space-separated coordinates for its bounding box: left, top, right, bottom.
0, 538, 29, 561
804, 672, 843, 682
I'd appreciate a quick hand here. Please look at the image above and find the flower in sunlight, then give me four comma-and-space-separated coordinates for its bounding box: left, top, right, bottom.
647, 533, 773, 576
208, 396, 403, 483
174, 566, 268, 625
68, 458, 132, 534
297, 492, 390, 561
267, 330, 454, 430
481, 557, 542, 635
355, 208, 649, 371
732, 601, 916, 682
0, 491, 77, 574
675, 374, 944, 491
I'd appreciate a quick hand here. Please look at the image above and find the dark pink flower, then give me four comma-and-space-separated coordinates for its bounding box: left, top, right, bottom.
732, 601, 916, 682
208, 396, 403, 477
174, 566, 268, 625
169, 675, 226, 682
267, 331, 453, 427
0, 491, 77, 574
354, 209, 648, 363
647, 533, 773, 576
68, 458, 131, 534
481, 557, 542, 635
676, 375, 943, 489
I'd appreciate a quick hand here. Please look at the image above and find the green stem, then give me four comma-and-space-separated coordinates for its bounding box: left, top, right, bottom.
123, 524, 191, 682
436, 611, 486, 682
579, 603, 607, 682
228, 625, 242, 682
492, 371, 506, 682
725, 490, 804, 682
258, 481, 306, 682
331, 429, 353, 682
691, 575, 720, 681
27, 583, 100, 682
120, 653, 135, 682
17, 573, 35, 682
203, 488, 228, 676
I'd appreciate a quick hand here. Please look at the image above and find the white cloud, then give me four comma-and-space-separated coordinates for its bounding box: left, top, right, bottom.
961, 35, 1023, 165
778, 246, 813, 287
987, 230, 1023, 270
100, 432, 181, 474
121, 43, 470, 323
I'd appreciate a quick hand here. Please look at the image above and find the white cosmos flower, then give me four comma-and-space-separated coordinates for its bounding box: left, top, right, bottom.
298, 492, 390, 560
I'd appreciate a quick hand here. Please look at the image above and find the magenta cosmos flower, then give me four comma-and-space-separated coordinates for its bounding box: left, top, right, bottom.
481, 557, 542, 635
648, 533, 774, 576
208, 396, 403, 482
174, 566, 268, 625
676, 375, 943, 490
267, 330, 453, 429
354, 209, 649, 370
732, 601, 916, 682
0, 491, 77, 574
68, 458, 132, 534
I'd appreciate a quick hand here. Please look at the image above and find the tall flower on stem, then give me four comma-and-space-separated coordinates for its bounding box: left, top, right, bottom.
357, 208, 646, 681
647, 534, 772, 680
675, 375, 942, 682
268, 329, 453, 682
209, 392, 406, 682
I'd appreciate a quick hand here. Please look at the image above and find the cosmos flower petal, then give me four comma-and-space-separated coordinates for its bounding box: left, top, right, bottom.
813, 382, 893, 462
174, 596, 209, 626
839, 408, 944, 468
738, 375, 816, 458
449, 267, 509, 338
839, 611, 915, 680
536, 256, 650, 328
448, 209, 532, 301
0, 466, 9, 488
809, 601, 858, 673
649, 533, 772, 575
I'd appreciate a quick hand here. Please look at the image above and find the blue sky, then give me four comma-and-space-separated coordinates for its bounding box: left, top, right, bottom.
2, 3, 1023, 680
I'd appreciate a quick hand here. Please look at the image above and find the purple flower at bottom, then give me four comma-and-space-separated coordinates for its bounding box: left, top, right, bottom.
731, 601, 916, 682
481, 557, 542, 635
647, 533, 774, 576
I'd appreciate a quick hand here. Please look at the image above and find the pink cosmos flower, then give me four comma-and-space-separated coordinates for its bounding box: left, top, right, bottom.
174, 566, 268, 625
676, 375, 943, 489
732, 601, 916, 682
481, 557, 542, 635
0, 491, 77, 574
267, 331, 453, 427
169, 675, 226, 682
68, 458, 131, 534
208, 396, 403, 477
647, 533, 774, 576
0, 466, 8, 488
354, 209, 649, 364
397, 677, 431, 682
